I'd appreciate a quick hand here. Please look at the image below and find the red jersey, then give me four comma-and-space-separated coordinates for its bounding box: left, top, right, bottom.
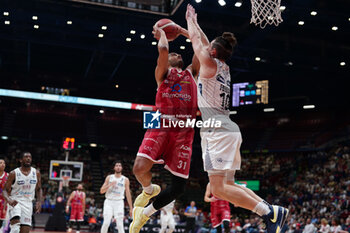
156, 68, 197, 119
0, 172, 8, 198
0, 172, 8, 220
71, 191, 85, 207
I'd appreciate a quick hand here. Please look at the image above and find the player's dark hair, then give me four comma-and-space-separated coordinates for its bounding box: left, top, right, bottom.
20, 151, 31, 159
212, 32, 237, 61
114, 160, 122, 166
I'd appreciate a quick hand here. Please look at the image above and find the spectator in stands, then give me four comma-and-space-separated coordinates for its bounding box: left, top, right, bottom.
330, 219, 342, 233
319, 219, 330, 233
303, 218, 316, 233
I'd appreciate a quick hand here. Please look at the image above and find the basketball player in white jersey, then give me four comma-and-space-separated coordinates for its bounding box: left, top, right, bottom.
185, 5, 288, 233
100, 161, 133, 233
160, 200, 177, 233
3, 152, 42, 233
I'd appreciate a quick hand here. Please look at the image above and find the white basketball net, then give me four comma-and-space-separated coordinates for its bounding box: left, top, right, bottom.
62, 176, 70, 188
250, 0, 283, 28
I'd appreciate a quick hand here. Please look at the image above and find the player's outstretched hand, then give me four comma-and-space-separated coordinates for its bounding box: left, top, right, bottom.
152, 24, 165, 40
186, 4, 196, 21
8, 199, 18, 207
35, 201, 42, 214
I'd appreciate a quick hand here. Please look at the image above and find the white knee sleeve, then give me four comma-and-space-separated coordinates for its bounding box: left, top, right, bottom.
101, 215, 112, 233
10, 223, 20, 233
168, 223, 175, 233
160, 225, 167, 233
116, 218, 124, 233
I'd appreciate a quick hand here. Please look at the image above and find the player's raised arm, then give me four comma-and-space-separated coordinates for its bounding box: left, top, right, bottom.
188, 6, 209, 47
124, 177, 133, 217
100, 175, 112, 194
153, 25, 169, 87
35, 170, 43, 213
3, 171, 17, 207
186, 4, 216, 78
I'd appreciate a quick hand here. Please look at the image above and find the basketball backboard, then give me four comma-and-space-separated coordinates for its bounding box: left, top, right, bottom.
49, 160, 84, 182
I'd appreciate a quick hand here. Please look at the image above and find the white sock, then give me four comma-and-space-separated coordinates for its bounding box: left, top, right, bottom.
143, 184, 154, 195
143, 203, 157, 217
10, 223, 20, 233
252, 201, 270, 216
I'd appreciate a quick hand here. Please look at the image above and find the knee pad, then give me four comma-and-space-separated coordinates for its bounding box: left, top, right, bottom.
10, 223, 20, 233
169, 176, 186, 198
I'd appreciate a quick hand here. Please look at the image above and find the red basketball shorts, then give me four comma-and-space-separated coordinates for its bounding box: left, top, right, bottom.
137, 128, 194, 179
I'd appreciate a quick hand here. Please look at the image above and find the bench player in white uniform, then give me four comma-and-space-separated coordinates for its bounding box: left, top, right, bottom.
3, 152, 42, 233
185, 5, 288, 233
160, 200, 176, 233
100, 161, 133, 233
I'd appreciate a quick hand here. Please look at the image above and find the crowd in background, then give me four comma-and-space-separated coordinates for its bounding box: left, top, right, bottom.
1, 141, 349, 233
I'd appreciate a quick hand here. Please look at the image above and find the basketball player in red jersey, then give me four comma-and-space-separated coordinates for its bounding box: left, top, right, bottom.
66, 184, 85, 233
129, 23, 200, 233
204, 183, 230, 233
0, 158, 8, 227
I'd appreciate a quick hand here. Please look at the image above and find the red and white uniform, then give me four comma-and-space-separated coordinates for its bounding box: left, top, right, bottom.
70, 191, 85, 222
0, 172, 8, 220
210, 196, 230, 228
137, 68, 197, 179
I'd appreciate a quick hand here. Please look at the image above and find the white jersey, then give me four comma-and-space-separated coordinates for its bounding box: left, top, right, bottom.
105, 174, 126, 201
162, 200, 175, 214
11, 167, 37, 202
198, 58, 231, 121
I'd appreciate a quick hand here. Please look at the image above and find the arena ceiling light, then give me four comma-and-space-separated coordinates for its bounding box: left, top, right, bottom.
33, 25, 39, 29
195, 0, 202, 3
32, 16, 38, 20
229, 111, 237, 115
98, 33, 104, 38
126, 37, 132, 42
3, 12, 9, 16
264, 108, 275, 112
99, 109, 104, 114
255, 57, 261, 61
287, 61, 293, 66
67, 20, 72, 25
101, 26, 107, 30
115, 84, 119, 88
218, 0, 226, 6
303, 105, 315, 109
4, 20, 10, 25
186, 38, 191, 43
235, 1, 242, 7
152, 41, 157, 45
340, 62, 346, 66
130, 30, 136, 34
298, 21, 304, 26
180, 46, 185, 50
332, 26, 338, 31
1, 136, 8, 140
90, 143, 97, 147
310, 11, 317, 16
140, 34, 145, 39
279, 6, 286, 11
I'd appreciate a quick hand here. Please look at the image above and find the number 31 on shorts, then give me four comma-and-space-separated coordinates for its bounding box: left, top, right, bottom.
177, 160, 187, 170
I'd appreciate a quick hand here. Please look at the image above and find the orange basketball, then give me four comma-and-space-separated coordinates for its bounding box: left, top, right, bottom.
155, 18, 180, 41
